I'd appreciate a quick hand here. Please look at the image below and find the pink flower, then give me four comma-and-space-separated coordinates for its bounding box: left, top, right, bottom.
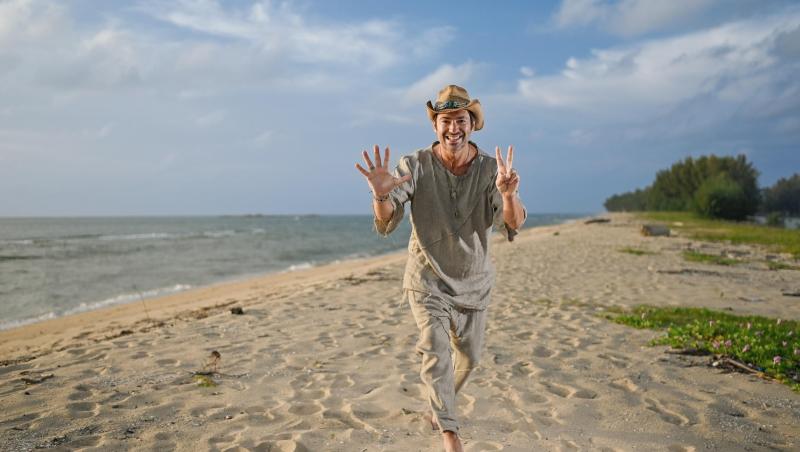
773, 356, 782, 365
724, 339, 732, 347
783, 341, 788, 347
742, 344, 751, 353
712, 341, 720, 349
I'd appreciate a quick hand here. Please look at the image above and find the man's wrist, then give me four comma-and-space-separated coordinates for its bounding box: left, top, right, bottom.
501, 191, 519, 201
373, 192, 390, 202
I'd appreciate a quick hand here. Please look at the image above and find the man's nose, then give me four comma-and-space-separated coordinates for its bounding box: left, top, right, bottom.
448, 121, 459, 132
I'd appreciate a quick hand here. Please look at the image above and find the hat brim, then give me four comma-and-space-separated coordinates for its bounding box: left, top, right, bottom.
426, 99, 484, 131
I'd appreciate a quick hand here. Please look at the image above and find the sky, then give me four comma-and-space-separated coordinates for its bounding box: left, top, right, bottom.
1, 0, 799, 216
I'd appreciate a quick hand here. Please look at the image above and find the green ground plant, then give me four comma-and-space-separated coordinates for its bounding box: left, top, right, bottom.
604, 306, 800, 392
682, 250, 740, 266
618, 247, 657, 256
639, 212, 800, 258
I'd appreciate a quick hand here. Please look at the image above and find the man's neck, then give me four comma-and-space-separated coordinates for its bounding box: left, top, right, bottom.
434, 142, 475, 175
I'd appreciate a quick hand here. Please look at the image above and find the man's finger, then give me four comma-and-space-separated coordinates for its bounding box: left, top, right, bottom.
355, 163, 370, 177
384, 146, 390, 168
507, 145, 514, 173
395, 174, 411, 186
373, 145, 382, 168
362, 150, 375, 169
495, 146, 506, 172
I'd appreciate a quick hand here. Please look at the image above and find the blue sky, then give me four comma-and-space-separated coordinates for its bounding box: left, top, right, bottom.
1, 0, 798, 215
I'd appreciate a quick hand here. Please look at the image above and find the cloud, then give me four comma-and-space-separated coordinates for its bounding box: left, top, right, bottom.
137, 0, 441, 70
520, 11, 800, 120
554, 0, 718, 36
403, 62, 478, 105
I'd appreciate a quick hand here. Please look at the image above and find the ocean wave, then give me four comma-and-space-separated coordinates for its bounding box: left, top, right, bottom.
286, 262, 314, 271
202, 230, 236, 238
99, 232, 176, 241
0, 311, 57, 331
63, 284, 194, 316
0, 284, 193, 332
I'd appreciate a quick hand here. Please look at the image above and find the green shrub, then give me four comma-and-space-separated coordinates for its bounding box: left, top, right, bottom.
766, 212, 784, 228
693, 173, 749, 220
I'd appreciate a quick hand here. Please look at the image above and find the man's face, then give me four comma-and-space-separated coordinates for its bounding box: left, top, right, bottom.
433, 109, 473, 155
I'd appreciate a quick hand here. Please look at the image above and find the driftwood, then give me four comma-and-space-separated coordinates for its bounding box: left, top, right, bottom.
584, 218, 610, 224
782, 291, 800, 297
640, 224, 670, 237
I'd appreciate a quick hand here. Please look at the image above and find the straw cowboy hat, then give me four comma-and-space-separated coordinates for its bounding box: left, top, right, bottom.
426, 85, 484, 131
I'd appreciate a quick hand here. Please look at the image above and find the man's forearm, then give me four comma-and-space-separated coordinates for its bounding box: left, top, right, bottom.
374, 198, 395, 223
502, 194, 525, 230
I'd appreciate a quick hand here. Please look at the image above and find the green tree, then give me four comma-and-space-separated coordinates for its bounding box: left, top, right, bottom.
763, 174, 800, 215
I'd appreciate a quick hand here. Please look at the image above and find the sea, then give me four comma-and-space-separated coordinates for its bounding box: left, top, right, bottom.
0, 214, 583, 331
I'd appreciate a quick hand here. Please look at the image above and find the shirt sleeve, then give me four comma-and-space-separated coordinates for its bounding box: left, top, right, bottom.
374, 157, 415, 237
490, 182, 527, 242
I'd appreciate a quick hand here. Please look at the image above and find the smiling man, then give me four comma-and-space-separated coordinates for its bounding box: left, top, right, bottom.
355, 85, 526, 452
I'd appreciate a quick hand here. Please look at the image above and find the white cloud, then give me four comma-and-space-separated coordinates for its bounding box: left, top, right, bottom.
194, 110, 227, 127
520, 11, 800, 119
137, 0, 430, 70
403, 62, 477, 105
554, 0, 718, 36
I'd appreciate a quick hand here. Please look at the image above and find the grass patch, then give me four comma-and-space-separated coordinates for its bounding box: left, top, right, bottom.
193, 375, 217, 387
767, 261, 800, 271
638, 212, 800, 259
604, 305, 800, 392
682, 250, 741, 266
619, 247, 657, 256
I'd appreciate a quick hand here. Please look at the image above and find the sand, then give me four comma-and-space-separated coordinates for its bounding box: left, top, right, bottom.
1, 214, 799, 451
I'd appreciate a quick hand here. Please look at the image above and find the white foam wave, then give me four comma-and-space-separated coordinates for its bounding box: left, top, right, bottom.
0, 284, 193, 332
203, 230, 236, 238
62, 284, 193, 316
287, 262, 314, 272
0, 239, 34, 246
0, 311, 57, 331
99, 232, 174, 241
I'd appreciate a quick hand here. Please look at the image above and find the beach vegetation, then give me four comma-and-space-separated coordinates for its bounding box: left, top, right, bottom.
763, 173, 800, 216
605, 154, 761, 220
193, 375, 217, 387
682, 250, 740, 266
604, 306, 800, 392
618, 247, 656, 256
766, 261, 800, 271
639, 211, 800, 258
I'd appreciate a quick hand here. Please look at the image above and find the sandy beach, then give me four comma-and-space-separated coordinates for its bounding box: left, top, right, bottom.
1, 214, 799, 451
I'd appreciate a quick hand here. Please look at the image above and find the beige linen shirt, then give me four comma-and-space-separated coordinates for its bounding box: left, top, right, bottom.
375, 142, 525, 310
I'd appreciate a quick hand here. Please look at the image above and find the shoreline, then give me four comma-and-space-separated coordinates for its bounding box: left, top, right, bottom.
0, 247, 410, 361
0, 216, 585, 358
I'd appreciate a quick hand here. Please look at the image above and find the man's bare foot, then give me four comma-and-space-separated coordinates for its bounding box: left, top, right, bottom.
442, 430, 463, 452
424, 411, 439, 431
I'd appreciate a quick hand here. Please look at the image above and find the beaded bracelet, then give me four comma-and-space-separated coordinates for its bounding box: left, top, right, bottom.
373, 193, 390, 202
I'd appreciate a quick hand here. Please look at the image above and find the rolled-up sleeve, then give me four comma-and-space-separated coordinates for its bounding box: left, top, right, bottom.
490, 183, 526, 242
374, 157, 415, 237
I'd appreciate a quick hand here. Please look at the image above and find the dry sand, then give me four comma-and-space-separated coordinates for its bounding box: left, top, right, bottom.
1, 214, 799, 451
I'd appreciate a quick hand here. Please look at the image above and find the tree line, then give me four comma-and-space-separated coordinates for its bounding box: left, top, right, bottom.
604, 154, 799, 221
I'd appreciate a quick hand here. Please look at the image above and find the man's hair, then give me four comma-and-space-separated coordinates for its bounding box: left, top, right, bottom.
432, 111, 476, 128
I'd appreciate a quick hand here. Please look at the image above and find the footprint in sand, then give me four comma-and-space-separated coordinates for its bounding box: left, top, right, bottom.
66, 401, 99, 418
532, 345, 555, 358
644, 397, 694, 426
597, 352, 631, 369
542, 382, 598, 399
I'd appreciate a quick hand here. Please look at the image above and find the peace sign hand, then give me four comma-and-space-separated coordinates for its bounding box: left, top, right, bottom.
495, 145, 520, 195
355, 145, 411, 198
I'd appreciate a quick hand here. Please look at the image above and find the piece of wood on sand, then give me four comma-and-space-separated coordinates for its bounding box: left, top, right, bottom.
640, 224, 670, 237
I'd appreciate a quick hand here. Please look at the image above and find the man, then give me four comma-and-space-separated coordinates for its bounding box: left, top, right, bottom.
355, 85, 526, 452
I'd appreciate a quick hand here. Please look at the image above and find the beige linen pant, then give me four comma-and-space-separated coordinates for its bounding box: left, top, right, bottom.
405, 290, 488, 433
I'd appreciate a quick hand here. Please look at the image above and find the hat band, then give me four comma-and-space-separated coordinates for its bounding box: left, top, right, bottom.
434, 99, 469, 111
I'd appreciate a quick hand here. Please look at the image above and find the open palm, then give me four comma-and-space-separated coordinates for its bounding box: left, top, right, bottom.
355, 145, 411, 197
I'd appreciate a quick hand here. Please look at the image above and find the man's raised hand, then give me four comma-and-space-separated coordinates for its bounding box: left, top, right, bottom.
495, 145, 520, 195
355, 145, 411, 198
